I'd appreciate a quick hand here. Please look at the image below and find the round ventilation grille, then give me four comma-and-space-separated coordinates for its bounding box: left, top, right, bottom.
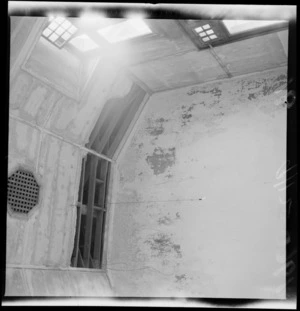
7, 169, 39, 214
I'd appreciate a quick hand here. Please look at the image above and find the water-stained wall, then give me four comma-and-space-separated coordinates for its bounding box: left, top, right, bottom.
107, 67, 287, 299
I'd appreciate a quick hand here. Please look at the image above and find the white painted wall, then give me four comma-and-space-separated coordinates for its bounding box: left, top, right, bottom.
6, 68, 132, 295
107, 67, 287, 299
6, 16, 131, 295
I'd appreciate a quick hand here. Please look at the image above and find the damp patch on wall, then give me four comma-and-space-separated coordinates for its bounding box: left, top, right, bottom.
187, 86, 222, 99
145, 117, 169, 137
175, 274, 187, 283
157, 212, 181, 226
241, 74, 287, 101
145, 147, 176, 175
181, 104, 196, 126
144, 233, 182, 258
157, 216, 172, 225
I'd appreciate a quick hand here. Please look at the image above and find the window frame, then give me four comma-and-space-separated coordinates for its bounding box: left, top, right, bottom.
70, 81, 146, 270
179, 19, 289, 50
71, 154, 111, 269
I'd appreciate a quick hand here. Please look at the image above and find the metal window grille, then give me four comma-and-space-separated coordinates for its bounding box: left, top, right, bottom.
70, 83, 146, 269
7, 169, 39, 214
71, 154, 110, 269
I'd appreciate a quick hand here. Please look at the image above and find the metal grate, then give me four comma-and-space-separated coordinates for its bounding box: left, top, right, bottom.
7, 169, 39, 214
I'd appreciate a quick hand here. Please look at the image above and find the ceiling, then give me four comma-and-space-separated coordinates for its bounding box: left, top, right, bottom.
128, 28, 288, 92
63, 18, 289, 93
12, 16, 289, 95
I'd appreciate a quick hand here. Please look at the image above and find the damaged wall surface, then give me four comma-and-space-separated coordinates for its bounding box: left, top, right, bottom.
7, 15, 289, 299
107, 67, 287, 299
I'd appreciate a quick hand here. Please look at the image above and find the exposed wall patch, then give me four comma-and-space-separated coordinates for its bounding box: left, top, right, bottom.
145, 117, 169, 137
145, 147, 176, 175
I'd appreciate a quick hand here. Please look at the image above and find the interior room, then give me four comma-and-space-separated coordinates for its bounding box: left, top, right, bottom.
6, 5, 291, 300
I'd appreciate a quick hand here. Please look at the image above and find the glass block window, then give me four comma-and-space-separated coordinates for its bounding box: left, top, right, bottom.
42, 16, 78, 48
194, 24, 218, 43
7, 169, 39, 214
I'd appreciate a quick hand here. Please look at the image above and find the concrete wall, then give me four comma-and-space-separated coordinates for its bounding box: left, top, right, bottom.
6, 16, 135, 296
107, 67, 287, 299
7, 65, 132, 295
7, 68, 134, 296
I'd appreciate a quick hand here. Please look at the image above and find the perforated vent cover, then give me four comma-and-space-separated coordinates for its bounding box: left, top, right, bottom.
7, 169, 39, 215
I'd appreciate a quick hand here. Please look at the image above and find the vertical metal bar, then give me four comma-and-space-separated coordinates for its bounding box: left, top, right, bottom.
94, 159, 101, 206
100, 162, 111, 268
93, 211, 104, 268
73, 157, 86, 267
99, 161, 109, 208
93, 159, 108, 268
78, 157, 86, 203
73, 206, 82, 267
83, 155, 98, 267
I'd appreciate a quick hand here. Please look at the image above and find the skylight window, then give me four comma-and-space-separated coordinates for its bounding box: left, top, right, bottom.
223, 20, 285, 35
195, 26, 203, 33
97, 19, 152, 43
194, 24, 218, 43
202, 24, 211, 30
68, 34, 99, 52
42, 16, 78, 48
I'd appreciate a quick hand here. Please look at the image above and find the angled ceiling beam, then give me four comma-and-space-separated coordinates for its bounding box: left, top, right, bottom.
208, 44, 232, 78
123, 68, 154, 96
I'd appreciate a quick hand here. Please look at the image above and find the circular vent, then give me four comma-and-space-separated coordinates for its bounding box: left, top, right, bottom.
7, 169, 40, 215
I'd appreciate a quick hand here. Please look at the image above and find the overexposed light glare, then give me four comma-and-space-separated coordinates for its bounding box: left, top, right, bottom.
97, 19, 152, 43
125, 12, 148, 21
223, 20, 285, 35
78, 11, 107, 28
195, 26, 203, 33
69, 34, 99, 52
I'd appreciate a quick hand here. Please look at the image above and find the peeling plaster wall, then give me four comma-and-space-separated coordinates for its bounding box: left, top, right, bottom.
108, 67, 287, 299
7, 22, 131, 294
